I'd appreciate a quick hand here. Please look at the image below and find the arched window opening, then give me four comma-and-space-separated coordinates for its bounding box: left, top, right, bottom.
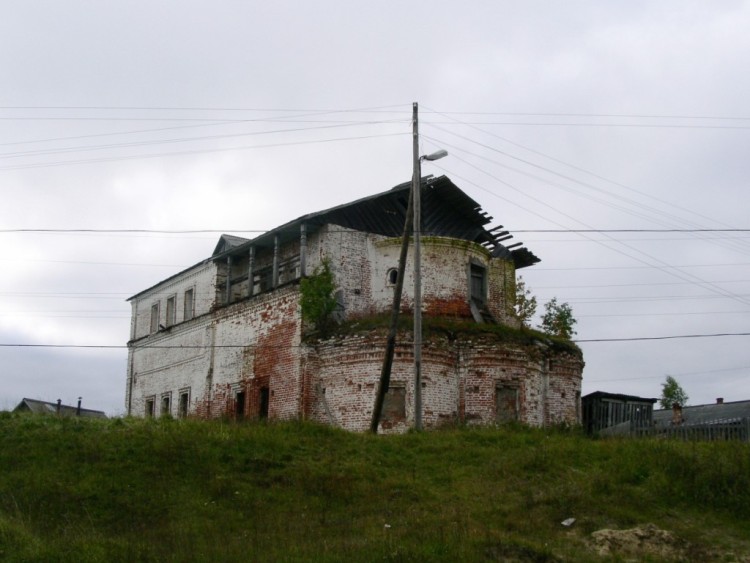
387, 268, 398, 286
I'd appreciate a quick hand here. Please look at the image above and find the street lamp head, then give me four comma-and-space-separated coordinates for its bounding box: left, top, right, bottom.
421, 149, 448, 162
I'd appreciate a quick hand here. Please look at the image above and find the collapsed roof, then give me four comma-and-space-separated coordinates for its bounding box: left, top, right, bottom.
213, 175, 540, 269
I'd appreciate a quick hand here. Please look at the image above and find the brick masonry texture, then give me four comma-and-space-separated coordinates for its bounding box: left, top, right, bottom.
303, 331, 583, 432
126, 223, 584, 431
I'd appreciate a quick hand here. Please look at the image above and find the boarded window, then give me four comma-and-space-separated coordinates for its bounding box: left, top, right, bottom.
495, 385, 519, 423
166, 296, 176, 327
383, 385, 406, 423
470, 263, 486, 303
332, 290, 346, 323
150, 303, 159, 334
183, 288, 194, 321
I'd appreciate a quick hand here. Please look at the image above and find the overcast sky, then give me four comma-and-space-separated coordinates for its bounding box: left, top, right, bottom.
2, 1, 749, 415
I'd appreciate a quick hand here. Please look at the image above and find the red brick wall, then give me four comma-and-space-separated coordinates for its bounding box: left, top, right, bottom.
305, 330, 584, 432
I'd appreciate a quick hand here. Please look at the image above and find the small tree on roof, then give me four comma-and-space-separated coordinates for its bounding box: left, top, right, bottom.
514, 276, 537, 327
538, 297, 577, 340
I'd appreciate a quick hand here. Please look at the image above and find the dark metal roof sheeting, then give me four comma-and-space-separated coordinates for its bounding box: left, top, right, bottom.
214, 175, 540, 269
14, 398, 107, 418
653, 400, 750, 427
583, 391, 658, 404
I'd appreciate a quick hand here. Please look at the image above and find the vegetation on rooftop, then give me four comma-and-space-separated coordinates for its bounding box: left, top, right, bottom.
311, 313, 582, 356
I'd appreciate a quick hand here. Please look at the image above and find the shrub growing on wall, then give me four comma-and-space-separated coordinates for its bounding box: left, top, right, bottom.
300, 259, 337, 335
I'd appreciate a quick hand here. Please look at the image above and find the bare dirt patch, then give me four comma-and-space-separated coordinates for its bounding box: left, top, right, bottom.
588, 524, 691, 560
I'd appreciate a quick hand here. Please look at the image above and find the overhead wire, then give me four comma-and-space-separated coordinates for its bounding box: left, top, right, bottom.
2, 104, 749, 354
427, 155, 750, 308
2, 227, 749, 234
0, 103, 409, 148
419, 114, 750, 307
0, 131, 408, 171
423, 106, 750, 257
1, 331, 749, 350
0, 119, 407, 161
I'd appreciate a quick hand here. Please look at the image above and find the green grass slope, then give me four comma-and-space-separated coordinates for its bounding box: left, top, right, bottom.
1, 413, 748, 562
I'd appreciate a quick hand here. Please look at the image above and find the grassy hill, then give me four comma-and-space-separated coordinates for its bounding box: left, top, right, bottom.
1, 413, 749, 562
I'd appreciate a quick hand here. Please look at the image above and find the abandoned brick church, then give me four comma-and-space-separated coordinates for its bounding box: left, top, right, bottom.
126, 175, 584, 432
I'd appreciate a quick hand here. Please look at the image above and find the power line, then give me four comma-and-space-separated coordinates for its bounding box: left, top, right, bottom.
575, 332, 750, 343
0, 119, 406, 161
577, 311, 748, 319
588, 364, 750, 382
534, 262, 750, 271
423, 106, 750, 257
3, 106, 749, 120
0, 106, 407, 148
535, 279, 750, 290
0, 104, 408, 112
1, 331, 749, 350
430, 160, 750, 308
0, 131, 407, 171
423, 120, 750, 130
2, 227, 749, 234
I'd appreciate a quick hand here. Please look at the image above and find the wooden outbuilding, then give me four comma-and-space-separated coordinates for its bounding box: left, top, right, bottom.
582, 391, 657, 435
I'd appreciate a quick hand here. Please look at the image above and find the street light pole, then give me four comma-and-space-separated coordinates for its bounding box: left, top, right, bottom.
410, 103, 448, 432
369, 106, 445, 434
412, 102, 423, 431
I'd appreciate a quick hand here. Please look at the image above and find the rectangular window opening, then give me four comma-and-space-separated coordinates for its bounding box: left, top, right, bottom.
150, 303, 160, 334
166, 296, 176, 327
184, 288, 195, 321
161, 395, 171, 417
495, 385, 519, 424
235, 391, 246, 420
178, 390, 189, 418
470, 263, 487, 303
145, 398, 155, 418
382, 385, 406, 423
259, 387, 270, 419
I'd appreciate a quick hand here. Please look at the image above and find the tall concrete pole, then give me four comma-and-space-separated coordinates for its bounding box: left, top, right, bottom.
412, 102, 423, 431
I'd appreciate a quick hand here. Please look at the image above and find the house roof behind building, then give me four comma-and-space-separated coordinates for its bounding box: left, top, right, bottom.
213, 234, 250, 255
653, 399, 750, 426
583, 391, 658, 404
213, 175, 540, 269
13, 398, 107, 418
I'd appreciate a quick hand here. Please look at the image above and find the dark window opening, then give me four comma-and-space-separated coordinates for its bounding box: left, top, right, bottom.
259, 387, 270, 419
145, 398, 154, 417
178, 392, 189, 418
387, 268, 398, 285
161, 395, 171, 417
235, 391, 246, 420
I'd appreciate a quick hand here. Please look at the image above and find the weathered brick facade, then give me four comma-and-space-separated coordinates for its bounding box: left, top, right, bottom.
302, 331, 582, 432
126, 176, 584, 430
